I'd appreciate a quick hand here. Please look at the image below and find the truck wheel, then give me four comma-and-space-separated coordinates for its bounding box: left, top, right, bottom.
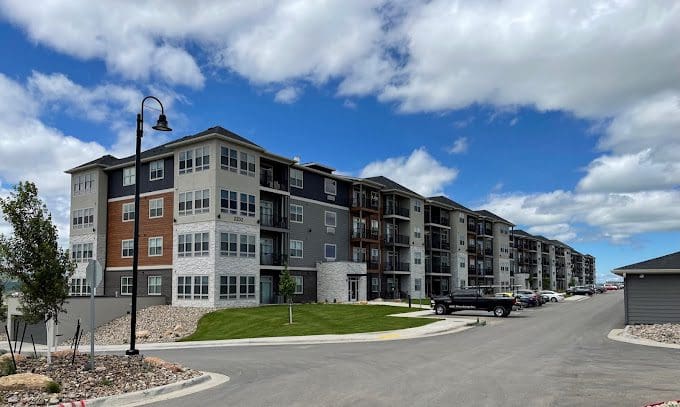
493, 306, 506, 317
434, 304, 448, 315
550, 297, 557, 302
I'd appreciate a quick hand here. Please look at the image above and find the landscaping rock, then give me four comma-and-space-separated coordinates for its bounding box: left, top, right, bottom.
0, 373, 52, 391
135, 330, 151, 339
629, 324, 680, 344
0, 353, 26, 363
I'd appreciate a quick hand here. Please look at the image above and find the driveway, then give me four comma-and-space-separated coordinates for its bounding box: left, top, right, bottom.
147, 291, 679, 407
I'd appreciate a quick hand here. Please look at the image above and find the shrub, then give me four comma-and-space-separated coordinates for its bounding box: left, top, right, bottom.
45, 381, 61, 393
0, 358, 15, 376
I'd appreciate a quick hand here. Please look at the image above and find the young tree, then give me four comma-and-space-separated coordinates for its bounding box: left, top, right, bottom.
0, 182, 74, 325
279, 265, 296, 324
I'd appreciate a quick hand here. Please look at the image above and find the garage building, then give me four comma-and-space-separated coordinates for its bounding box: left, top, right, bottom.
613, 251, 680, 325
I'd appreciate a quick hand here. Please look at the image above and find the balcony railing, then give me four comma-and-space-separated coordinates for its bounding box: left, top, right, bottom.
260, 253, 288, 266
384, 262, 410, 272
430, 264, 451, 274
467, 224, 476, 232
260, 215, 288, 229
484, 248, 493, 256
384, 206, 410, 217
260, 173, 288, 191
352, 196, 380, 210
351, 227, 379, 240
384, 234, 410, 245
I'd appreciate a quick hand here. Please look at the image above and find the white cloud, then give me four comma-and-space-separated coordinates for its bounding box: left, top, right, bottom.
447, 136, 468, 154
359, 147, 458, 196
274, 86, 300, 104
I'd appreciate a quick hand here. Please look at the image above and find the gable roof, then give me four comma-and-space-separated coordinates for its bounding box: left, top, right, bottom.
66, 154, 120, 173
512, 229, 537, 239
428, 196, 474, 213
476, 209, 514, 226
166, 126, 261, 149
365, 176, 422, 198
613, 251, 680, 274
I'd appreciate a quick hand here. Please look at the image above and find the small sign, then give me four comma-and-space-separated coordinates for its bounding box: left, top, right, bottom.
86, 260, 103, 289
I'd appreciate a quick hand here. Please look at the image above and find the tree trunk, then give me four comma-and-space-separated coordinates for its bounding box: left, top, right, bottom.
288, 300, 293, 324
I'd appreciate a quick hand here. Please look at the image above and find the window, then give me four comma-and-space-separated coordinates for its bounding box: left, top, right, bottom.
178, 234, 193, 257
123, 167, 135, 186
122, 202, 135, 222
294, 276, 303, 294
220, 146, 238, 172
240, 193, 256, 217
70, 243, 93, 263
194, 189, 210, 214
414, 251, 422, 265
148, 276, 162, 295
414, 278, 422, 292
220, 233, 238, 256
194, 232, 210, 256
219, 190, 235, 214
442, 278, 449, 292
371, 248, 379, 262
240, 152, 256, 177
371, 277, 380, 293
239, 235, 256, 257
324, 244, 336, 261
179, 150, 193, 174
72, 208, 94, 229
324, 178, 337, 195
195, 146, 210, 171
220, 276, 238, 299
69, 278, 91, 296
149, 159, 164, 181
459, 215, 465, 223
239, 276, 256, 299
414, 200, 422, 213
324, 211, 337, 227
149, 198, 164, 218
121, 239, 134, 258
148, 237, 163, 256
414, 227, 421, 239
178, 192, 193, 216
459, 233, 465, 246
290, 168, 303, 188
177, 276, 209, 300
290, 204, 303, 223
121, 276, 133, 295
290, 240, 303, 258
73, 173, 95, 195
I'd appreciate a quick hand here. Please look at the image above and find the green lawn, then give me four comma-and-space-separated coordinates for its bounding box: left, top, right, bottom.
401, 298, 432, 306
182, 304, 436, 341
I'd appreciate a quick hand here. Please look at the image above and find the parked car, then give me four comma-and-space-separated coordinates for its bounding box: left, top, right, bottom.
514, 291, 539, 307
539, 290, 564, 302
495, 292, 523, 310
516, 290, 543, 306
431, 288, 516, 317
593, 284, 607, 293
604, 284, 618, 291
567, 286, 595, 295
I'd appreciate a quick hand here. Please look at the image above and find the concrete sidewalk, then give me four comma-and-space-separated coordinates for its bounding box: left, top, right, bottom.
41, 311, 471, 353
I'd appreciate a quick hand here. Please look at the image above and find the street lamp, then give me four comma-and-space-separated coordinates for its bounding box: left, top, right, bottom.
126, 96, 171, 356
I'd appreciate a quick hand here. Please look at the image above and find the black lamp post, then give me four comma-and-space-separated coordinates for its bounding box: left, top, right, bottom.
126, 96, 171, 356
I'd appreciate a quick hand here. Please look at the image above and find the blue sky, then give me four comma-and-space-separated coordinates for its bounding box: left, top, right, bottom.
0, 1, 679, 282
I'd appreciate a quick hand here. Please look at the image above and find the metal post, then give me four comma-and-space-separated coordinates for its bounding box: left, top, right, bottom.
89, 277, 96, 369
126, 113, 143, 356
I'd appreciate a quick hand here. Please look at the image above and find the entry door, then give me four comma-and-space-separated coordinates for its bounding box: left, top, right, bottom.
260, 276, 273, 304
261, 238, 273, 265
261, 201, 273, 226
349, 278, 359, 302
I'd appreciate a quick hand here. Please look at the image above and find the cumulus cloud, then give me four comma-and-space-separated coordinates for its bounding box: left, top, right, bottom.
447, 136, 469, 154
274, 86, 301, 104
359, 148, 458, 196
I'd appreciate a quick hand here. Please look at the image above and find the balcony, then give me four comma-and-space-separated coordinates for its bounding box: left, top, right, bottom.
259, 172, 288, 192
484, 248, 493, 256
384, 234, 409, 246
352, 195, 380, 211
467, 246, 476, 254
384, 262, 410, 272
467, 224, 476, 233
426, 237, 451, 251
260, 253, 288, 266
260, 215, 288, 229
351, 226, 379, 241
384, 206, 410, 218
430, 264, 451, 274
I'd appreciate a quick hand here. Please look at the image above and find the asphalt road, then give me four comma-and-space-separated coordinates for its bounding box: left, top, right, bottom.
148, 291, 680, 407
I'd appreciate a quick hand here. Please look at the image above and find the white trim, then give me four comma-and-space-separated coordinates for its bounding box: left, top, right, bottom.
324, 243, 337, 261
122, 202, 135, 222
293, 275, 304, 294
148, 236, 163, 257
290, 196, 349, 211
324, 210, 337, 227
121, 239, 133, 258
290, 239, 304, 259
290, 204, 304, 223
120, 276, 133, 296
258, 186, 290, 196
147, 275, 162, 296
149, 159, 165, 182
424, 222, 451, 230
149, 197, 164, 219
258, 266, 317, 271
108, 188, 174, 203
106, 265, 172, 271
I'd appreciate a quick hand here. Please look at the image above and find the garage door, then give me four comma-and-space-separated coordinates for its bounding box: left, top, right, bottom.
626, 274, 680, 324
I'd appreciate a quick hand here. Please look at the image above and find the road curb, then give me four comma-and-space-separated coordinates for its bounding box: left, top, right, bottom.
607, 329, 680, 350
59, 371, 229, 407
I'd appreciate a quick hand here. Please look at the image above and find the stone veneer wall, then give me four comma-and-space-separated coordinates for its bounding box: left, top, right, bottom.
317, 261, 367, 303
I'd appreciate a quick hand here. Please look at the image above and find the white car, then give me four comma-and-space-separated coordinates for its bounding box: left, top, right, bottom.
539, 290, 564, 302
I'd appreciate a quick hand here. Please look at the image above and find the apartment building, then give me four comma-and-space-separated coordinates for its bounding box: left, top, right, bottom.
66, 125, 596, 306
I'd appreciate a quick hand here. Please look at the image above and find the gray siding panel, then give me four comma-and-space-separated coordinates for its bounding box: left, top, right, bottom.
289, 199, 349, 268
626, 274, 680, 324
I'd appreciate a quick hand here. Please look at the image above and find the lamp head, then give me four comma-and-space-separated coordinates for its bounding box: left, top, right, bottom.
152, 114, 172, 131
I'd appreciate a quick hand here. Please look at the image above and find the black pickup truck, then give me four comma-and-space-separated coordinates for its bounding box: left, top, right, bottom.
431, 289, 516, 317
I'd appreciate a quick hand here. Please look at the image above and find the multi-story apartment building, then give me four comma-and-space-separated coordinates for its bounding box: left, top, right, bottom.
66, 125, 596, 306
510, 230, 543, 290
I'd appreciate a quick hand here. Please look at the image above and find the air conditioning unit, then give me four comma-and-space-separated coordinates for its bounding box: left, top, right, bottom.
326, 227, 336, 234
327, 195, 335, 201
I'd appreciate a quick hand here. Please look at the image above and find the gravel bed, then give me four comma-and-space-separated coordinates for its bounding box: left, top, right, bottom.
628, 324, 680, 344
0, 353, 200, 406
63, 305, 213, 345
646, 401, 680, 407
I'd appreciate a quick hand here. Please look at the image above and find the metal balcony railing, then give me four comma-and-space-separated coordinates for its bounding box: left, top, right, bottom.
260, 215, 288, 229
384, 262, 410, 272
384, 206, 410, 217
260, 253, 288, 266
260, 173, 288, 191
384, 234, 410, 245
352, 196, 379, 210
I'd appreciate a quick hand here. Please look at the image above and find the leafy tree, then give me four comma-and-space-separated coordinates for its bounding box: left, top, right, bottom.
279, 265, 296, 324
0, 182, 74, 324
